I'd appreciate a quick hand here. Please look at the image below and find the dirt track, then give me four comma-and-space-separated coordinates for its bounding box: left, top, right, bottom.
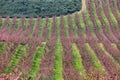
81, 0, 87, 12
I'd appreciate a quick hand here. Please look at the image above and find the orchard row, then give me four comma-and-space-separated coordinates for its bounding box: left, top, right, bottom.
0, 0, 120, 80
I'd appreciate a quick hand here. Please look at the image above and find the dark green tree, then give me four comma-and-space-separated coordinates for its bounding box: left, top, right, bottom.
0, 0, 82, 17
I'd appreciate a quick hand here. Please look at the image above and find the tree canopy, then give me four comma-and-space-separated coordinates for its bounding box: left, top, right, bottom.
0, 0, 82, 17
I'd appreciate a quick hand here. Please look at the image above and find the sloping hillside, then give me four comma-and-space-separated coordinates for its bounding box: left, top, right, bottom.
0, 0, 120, 80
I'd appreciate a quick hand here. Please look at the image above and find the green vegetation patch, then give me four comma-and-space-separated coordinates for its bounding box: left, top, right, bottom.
6, 45, 26, 73
53, 42, 63, 80
0, 42, 6, 54
0, 0, 82, 17
29, 44, 45, 80
85, 43, 105, 73
72, 43, 86, 77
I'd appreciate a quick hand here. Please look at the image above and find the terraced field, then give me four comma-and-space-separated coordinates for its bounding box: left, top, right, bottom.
0, 0, 120, 80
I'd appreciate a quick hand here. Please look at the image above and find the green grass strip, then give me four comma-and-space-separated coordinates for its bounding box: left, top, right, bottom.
91, 1, 103, 33
29, 44, 45, 80
79, 14, 86, 37
72, 43, 86, 77
6, 45, 26, 73
84, 12, 97, 38
85, 43, 105, 73
84, 13, 93, 30
64, 16, 69, 37
30, 19, 36, 37
53, 42, 63, 80
116, 10, 120, 17
107, 5, 119, 30
0, 18, 3, 28
14, 19, 21, 32
39, 18, 45, 37
71, 15, 78, 37
0, 42, 6, 54
99, 4, 112, 34
56, 17, 60, 42
7, 19, 12, 30
24, 19, 29, 29
98, 43, 120, 68
47, 18, 52, 39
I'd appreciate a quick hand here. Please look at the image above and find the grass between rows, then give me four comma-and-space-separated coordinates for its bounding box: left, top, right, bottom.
0, 42, 6, 54
6, 45, 26, 73
85, 43, 105, 73
72, 43, 86, 77
53, 42, 63, 80
29, 44, 45, 80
